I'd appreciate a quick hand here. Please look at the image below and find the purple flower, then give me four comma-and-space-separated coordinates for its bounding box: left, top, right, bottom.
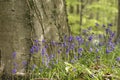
49, 54, 54, 60
68, 36, 73, 42
58, 49, 61, 54
82, 29, 87, 34
70, 43, 75, 50
99, 42, 103, 46
13, 62, 17, 68
41, 48, 46, 56
12, 52, 17, 58
70, 59, 75, 63
78, 48, 83, 53
96, 48, 99, 52
110, 32, 115, 38
63, 42, 67, 47
106, 28, 110, 34
45, 45, 48, 48
95, 23, 99, 27
12, 69, 17, 74
22, 61, 27, 67
74, 55, 78, 60
76, 36, 81, 41
30, 45, 39, 53
106, 48, 111, 54
88, 27, 92, 30
32, 64, 37, 70
30, 47, 34, 53
89, 48, 93, 52
88, 35, 93, 41
66, 48, 70, 54
45, 53, 48, 57
34, 46, 39, 52
83, 29, 87, 34
76, 36, 84, 45
45, 58, 49, 67
51, 41, 56, 46
108, 42, 115, 50
34, 40, 39, 43
42, 39, 45, 43
116, 57, 120, 61
64, 35, 67, 40
108, 41, 112, 46
108, 23, 112, 27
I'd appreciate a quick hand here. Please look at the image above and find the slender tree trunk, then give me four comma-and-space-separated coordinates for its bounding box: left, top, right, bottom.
96, 0, 99, 20
117, 0, 120, 38
69, 5, 74, 13
79, 0, 84, 34
76, 4, 79, 14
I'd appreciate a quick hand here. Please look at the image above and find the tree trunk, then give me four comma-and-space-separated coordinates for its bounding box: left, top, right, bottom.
79, 0, 84, 34
0, 0, 32, 78
69, 5, 74, 13
0, 0, 69, 79
117, 0, 120, 38
31, 0, 70, 42
27, 0, 70, 69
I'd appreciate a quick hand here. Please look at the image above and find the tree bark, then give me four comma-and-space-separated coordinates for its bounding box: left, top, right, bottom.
32, 0, 70, 41
0, 0, 32, 78
0, 0, 69, 79
28, 0, 70, 68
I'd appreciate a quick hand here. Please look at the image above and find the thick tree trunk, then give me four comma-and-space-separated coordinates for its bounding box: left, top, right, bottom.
0, 0, 69, 79
28, 0, 70, 68
0, 0, 31, 78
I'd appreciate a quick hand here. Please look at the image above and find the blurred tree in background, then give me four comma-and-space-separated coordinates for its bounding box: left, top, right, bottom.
117, 0, 120, 39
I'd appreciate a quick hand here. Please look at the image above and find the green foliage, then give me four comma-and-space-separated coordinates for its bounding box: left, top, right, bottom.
66, 0, 81, 6
66, 0, 118, 35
